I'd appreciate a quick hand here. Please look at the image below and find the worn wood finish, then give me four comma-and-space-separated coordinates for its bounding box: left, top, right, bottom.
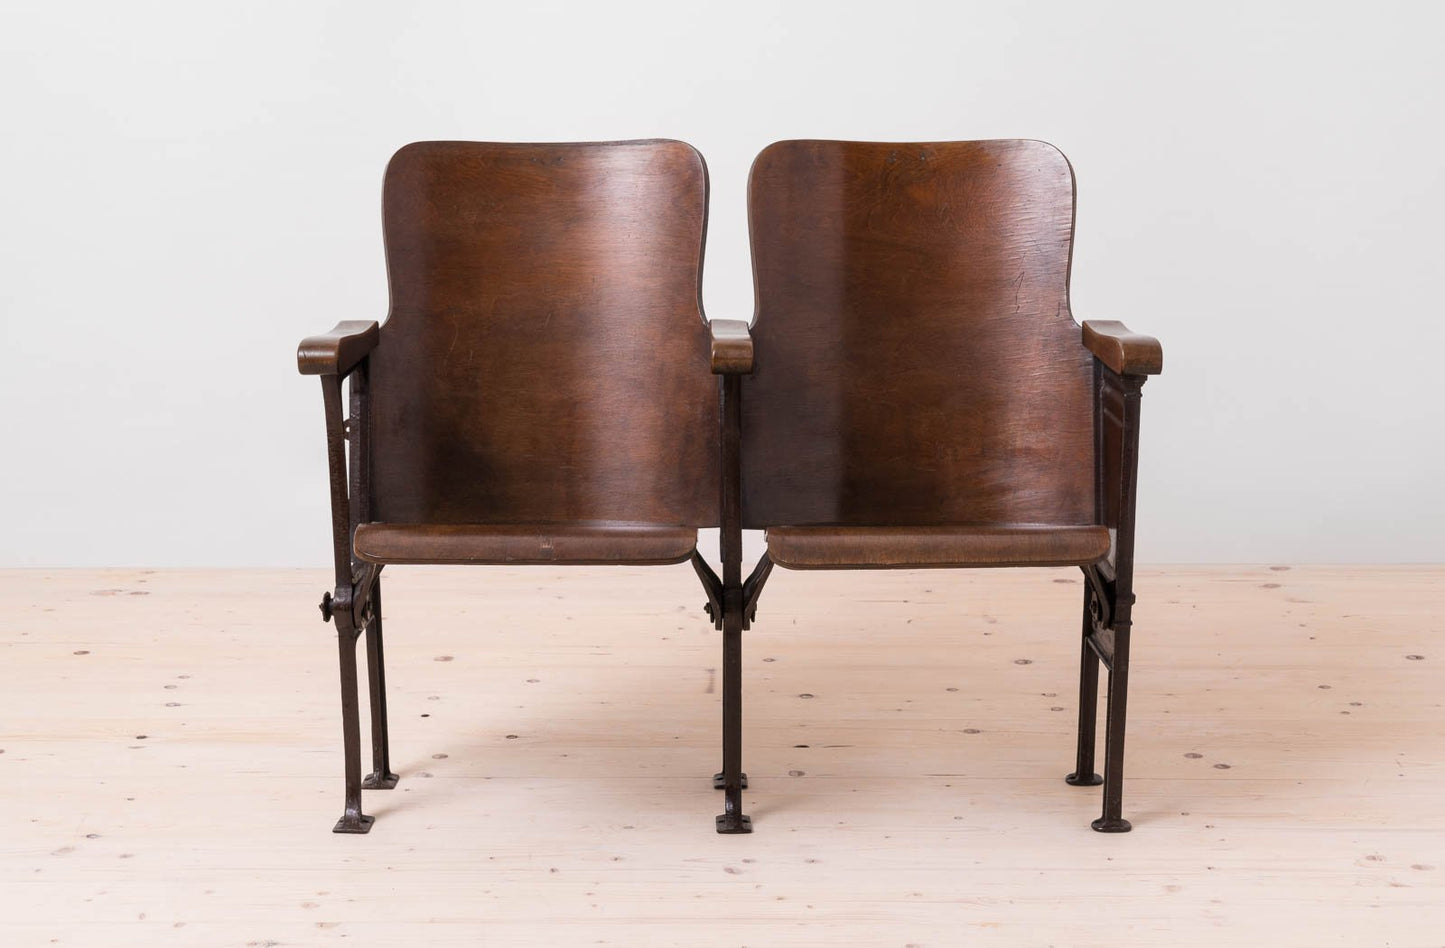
1082, 320, 1164, 376
741, 139, 1095, 530
371, 140, 718, 527
765, 523, 1112, 569
297, 320, 380, 377
353, 522, 698, 566
737, 139, 1163, 831
707, 319, 754, 374
4, 566, 1443, 946
296, 140, 729, 833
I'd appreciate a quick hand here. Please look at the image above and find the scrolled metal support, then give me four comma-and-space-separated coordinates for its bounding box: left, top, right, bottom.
690, 551, 725, 630
741, 553, 774, 629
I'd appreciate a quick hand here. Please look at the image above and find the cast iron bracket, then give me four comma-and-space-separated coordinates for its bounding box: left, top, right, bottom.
1081, 562, 1116, 632
691, 551, 725, 630
318, 563, 383, 632
741, 553, 774, 628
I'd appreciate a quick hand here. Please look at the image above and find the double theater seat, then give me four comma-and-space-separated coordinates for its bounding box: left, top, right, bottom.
297, 138, 1162, 836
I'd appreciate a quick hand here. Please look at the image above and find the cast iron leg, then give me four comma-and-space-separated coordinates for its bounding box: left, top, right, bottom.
1092, 621, 1132, 832
1066, 584, 1104, 787
715, 611, 751, 833
333, 621, 373, 833
362, 579, 399, 790
714, 371, 751, 833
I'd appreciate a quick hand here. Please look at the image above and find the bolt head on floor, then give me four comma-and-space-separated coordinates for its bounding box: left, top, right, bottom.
715, 813, 753, 834
1091, 817, 1132, 833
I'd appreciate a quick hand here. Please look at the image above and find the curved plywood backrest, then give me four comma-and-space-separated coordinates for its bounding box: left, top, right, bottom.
370, 140, 719, 526
742, 139, 1095, 529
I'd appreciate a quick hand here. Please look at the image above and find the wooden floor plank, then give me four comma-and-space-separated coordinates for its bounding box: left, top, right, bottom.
1, 565, 1442, 945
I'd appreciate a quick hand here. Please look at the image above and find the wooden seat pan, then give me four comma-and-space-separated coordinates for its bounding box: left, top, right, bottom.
354, 522, 697, 566
765, 524, 1111, 570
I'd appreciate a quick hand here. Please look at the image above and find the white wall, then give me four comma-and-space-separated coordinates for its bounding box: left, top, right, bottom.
2, 0, 1442, 566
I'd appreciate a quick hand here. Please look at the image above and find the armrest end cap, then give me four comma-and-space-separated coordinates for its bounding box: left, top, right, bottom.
709, 319, 755, 374
1081, 320, 1163, 376
298, 321, 381, 376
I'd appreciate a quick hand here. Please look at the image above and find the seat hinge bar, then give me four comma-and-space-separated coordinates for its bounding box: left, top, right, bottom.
319, 562, 383, 634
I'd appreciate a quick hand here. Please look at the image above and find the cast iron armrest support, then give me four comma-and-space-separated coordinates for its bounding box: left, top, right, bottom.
1081, 320, 1163, 377
298, 321, 381, 377
298, 321, 381, 632
709, 319, 755, 374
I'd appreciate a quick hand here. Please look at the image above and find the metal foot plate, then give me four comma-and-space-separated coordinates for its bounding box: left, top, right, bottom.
1090, 817, 1132, 833
332, 813, 375, 834
362, 771, 400, 789
713, 772, 748, 790
1065, 771, 1104, 786
715, 813, 753, 834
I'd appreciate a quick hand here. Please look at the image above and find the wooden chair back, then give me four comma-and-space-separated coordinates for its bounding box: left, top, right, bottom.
369, 140, 719, 526
742, 139, 1096, 529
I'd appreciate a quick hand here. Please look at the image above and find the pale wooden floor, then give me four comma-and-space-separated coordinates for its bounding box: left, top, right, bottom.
2, 566, 1442, 946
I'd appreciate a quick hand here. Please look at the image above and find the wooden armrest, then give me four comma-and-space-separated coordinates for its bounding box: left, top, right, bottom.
1081, 320, 1163, 376
297, 321, 380, 376
709, 319, 754, 374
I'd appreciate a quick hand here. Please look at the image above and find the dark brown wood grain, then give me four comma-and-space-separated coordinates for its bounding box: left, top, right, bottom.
353, 521, 698, 566
736, 138, 1164, 832
297, 139, 732, 835
741, 139, 1096, 531
369, 140, 719, 527
1082, 320, 1163, 376
298, 136, 1164, 836
708, 319, 754, 374
297, 320, 379, 377
765, 523, 1111, 569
